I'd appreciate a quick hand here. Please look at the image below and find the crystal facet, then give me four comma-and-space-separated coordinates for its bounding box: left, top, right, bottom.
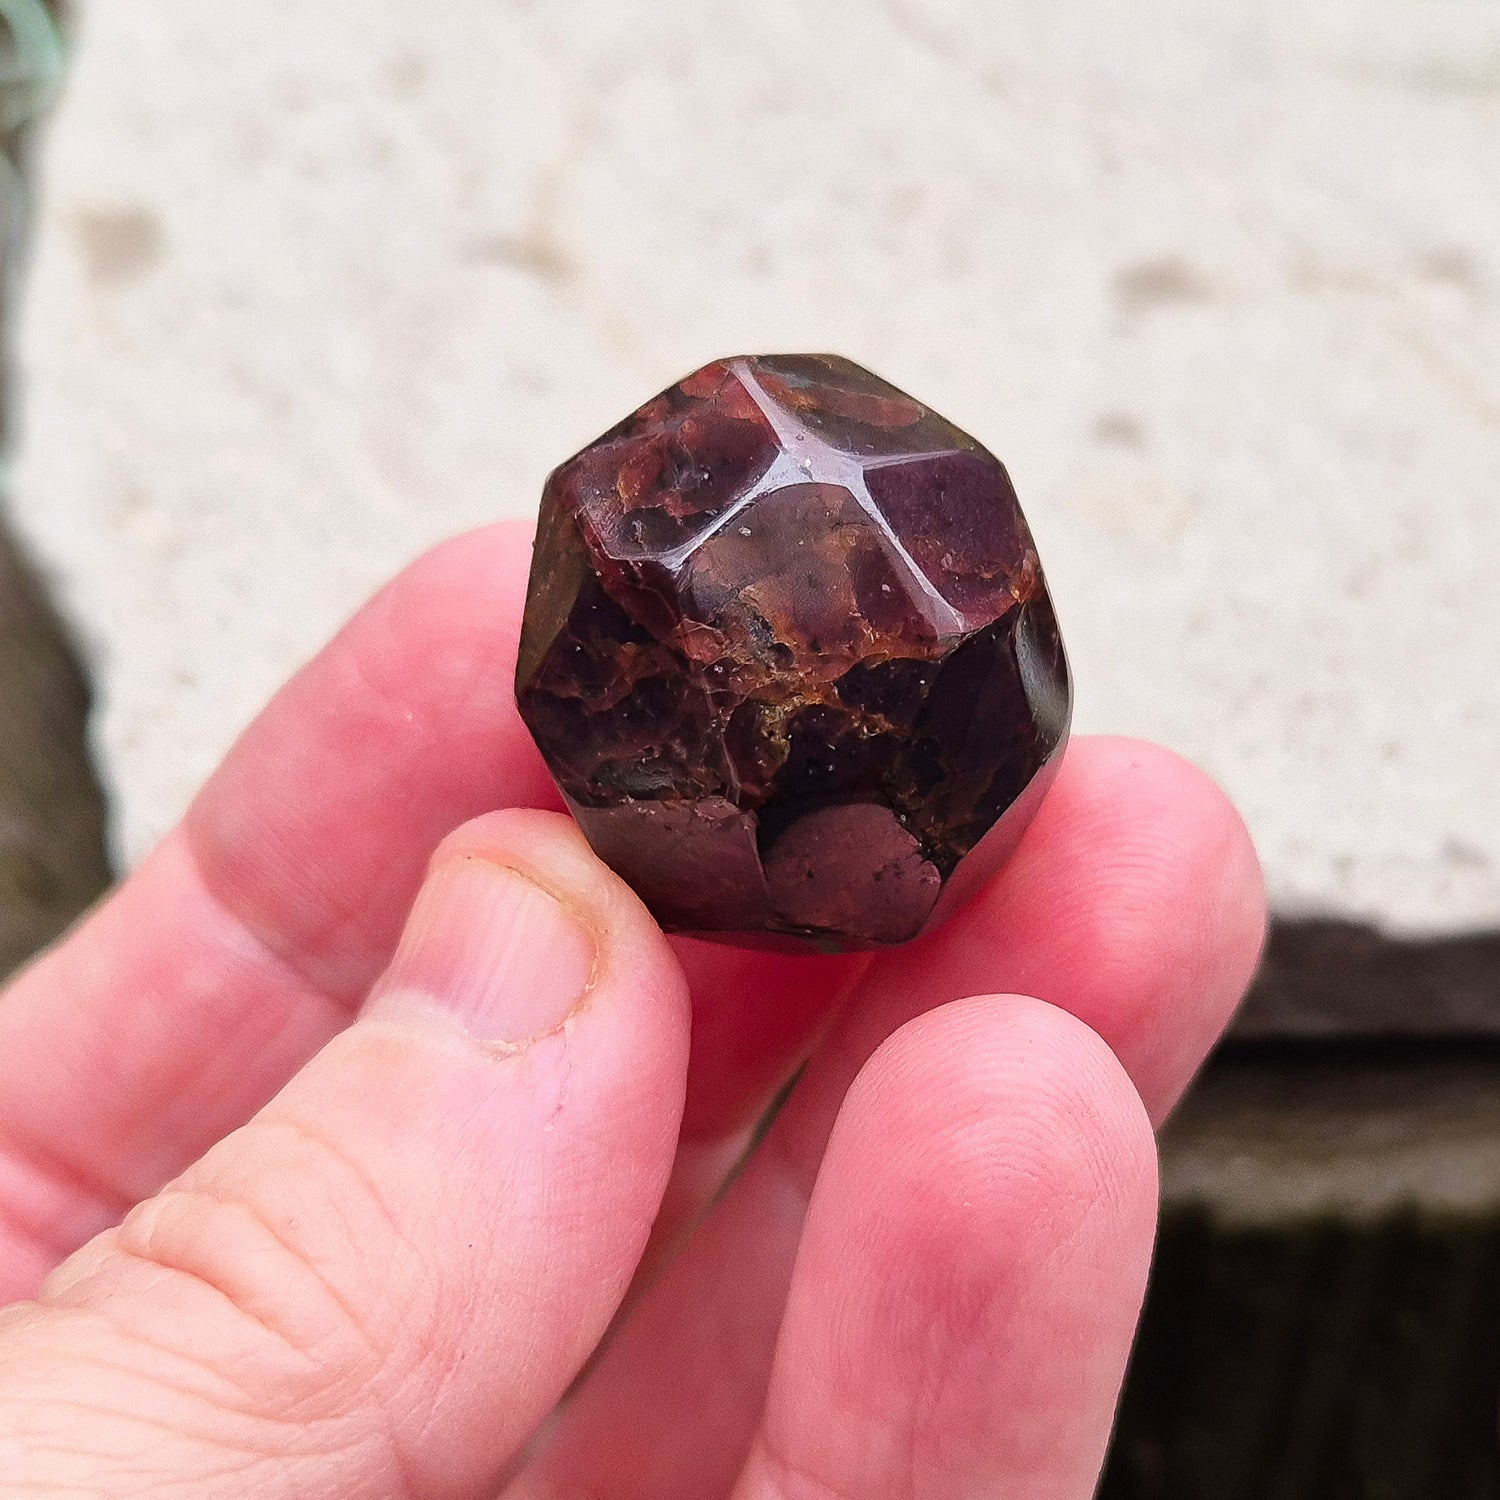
516, 354, 1071, 949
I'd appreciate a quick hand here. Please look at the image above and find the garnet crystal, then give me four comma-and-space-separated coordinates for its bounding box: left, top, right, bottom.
516, 354, 1071, 949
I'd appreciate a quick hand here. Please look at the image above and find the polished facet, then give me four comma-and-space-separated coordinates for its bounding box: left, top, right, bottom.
516, 354, 1071, 949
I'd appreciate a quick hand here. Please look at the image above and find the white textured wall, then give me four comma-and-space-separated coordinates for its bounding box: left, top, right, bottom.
12, 0, 1500, 933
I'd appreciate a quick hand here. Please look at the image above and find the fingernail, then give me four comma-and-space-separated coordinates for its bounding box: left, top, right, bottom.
372, 855, 596, 1044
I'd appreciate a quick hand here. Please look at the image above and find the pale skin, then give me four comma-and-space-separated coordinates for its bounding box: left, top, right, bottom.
0, 522, 1267, 1499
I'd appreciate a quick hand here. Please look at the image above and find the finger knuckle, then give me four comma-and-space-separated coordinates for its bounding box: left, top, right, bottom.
107, 1121, 419, 1421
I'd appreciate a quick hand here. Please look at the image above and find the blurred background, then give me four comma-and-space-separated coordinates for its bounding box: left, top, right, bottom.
2, 0, 1499, 1493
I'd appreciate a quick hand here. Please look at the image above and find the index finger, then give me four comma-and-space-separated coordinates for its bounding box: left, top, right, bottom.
0, 525, 545, 1287
0, 521, 849, 1298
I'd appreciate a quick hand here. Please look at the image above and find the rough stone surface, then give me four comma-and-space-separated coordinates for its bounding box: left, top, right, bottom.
10, 0, 1500, 944
516, 354, 1069, 947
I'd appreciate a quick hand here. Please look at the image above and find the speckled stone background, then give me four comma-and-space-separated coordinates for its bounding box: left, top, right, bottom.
11, 0, 1500, 937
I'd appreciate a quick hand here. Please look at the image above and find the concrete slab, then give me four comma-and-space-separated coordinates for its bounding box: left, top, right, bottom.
12, 0, 1500, 934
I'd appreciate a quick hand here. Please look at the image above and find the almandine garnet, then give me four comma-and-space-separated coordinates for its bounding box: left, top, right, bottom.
516, 354, 1071, 949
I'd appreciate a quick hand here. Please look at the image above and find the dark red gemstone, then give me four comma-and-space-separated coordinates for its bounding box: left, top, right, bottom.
516, 354, 1071, 949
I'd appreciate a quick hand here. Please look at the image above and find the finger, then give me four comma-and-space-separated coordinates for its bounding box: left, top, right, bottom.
675, 734, 1263, 1147
625, 735, 1263, 1278
662, 724, 1262, 1144
0, 809, 691, 1500
734, 996, 1156, 1500
0, 520, 858, 1298
0, 521, 546, 1291
796, 735, 1269, 1140
512, 740, 1264, 1500
672, 939, 869, 1141
640, 736, 1262, 1296
633, 940, 866, 1276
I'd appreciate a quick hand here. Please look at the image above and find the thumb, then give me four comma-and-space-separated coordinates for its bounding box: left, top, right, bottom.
0, 810, 691, 1499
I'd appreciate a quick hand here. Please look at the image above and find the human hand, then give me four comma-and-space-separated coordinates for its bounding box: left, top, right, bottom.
0, 523, 1265, 1499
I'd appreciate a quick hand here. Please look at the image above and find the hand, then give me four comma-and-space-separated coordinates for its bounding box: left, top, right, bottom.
0, 523, 1265, 1499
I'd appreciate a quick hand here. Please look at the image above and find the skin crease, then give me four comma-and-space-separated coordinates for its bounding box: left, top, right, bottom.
0, 524, 1267, 1499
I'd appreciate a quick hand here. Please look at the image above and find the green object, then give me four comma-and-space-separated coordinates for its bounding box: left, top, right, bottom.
0, 0, 63, 134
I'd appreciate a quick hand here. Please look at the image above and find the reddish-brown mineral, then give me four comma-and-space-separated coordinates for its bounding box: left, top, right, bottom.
516, 354, 1071, 949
